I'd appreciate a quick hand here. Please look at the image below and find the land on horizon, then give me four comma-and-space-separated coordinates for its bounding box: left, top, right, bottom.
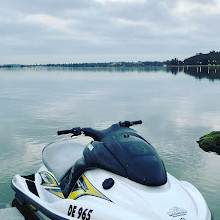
1, 51, 220, 68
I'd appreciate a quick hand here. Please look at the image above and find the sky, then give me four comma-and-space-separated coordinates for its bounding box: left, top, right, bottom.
0, 0, 220, 64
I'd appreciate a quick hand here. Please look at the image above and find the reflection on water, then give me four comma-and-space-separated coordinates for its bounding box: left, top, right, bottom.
167, 66, 220, 81
2, 65, 220, 81
0, 68, 219, 218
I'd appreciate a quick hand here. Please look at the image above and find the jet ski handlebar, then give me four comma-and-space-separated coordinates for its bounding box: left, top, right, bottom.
57, 120, 142, 137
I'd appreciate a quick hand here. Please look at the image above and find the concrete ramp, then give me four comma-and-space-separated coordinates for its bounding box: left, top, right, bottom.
0, 207, 24, 220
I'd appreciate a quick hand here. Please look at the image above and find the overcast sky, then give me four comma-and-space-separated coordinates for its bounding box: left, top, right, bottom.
0, 0, 220, 64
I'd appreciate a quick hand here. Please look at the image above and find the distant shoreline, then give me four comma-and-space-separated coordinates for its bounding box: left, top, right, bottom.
0, 61, 165, 69
0, 64, 220, 69
167, 64, 220, 67
1, 51, 220, 69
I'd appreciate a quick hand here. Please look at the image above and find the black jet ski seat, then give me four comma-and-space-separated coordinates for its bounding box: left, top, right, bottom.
42, 140, 84, 182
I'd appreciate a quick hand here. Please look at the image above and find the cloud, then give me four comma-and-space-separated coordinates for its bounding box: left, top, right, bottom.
95, 0, 147, 4
0, 0, 219, 64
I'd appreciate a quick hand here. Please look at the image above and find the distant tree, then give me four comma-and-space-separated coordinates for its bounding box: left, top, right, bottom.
168, 58, 179, 65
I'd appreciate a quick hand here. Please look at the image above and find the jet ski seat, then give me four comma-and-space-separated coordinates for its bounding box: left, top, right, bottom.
42, 140, 84, 182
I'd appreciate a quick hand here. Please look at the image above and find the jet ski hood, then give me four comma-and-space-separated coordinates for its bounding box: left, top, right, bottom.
83, 124, 167, 186
78, 169, 212, 220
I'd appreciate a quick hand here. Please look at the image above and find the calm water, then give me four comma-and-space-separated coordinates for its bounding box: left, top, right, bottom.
0, 67, 219, 218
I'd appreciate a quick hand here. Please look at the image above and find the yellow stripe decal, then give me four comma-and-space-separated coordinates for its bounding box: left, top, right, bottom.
68, 175, 110, 201
40, 172, 110, 201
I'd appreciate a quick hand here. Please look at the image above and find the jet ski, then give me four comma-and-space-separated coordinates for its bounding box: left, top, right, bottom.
11, 120, 214, 220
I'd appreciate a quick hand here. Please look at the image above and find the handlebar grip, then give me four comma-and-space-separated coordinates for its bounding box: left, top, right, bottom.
57, 127, 82, 136
132, 120, 142, 125
57, 129, 73, 135
119, 120, 142, 127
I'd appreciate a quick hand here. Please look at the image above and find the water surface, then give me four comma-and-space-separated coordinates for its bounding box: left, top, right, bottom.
0, 67, 219, 218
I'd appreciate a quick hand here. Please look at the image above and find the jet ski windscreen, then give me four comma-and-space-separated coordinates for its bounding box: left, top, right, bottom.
114, 134, 167, 186
84, 134, 167, 186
